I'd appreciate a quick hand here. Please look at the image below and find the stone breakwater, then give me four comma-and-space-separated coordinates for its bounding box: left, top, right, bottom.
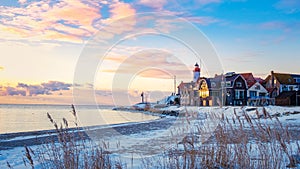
112, 106, 183, 117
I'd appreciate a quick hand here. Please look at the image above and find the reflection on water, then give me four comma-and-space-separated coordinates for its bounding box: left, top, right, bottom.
0, 104, 158, 134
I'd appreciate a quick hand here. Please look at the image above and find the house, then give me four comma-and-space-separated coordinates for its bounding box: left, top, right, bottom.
178, 81, 199, 106
240, 73, 272, 106
198, 72, 248, 106
177, 63, 201, 106
264, 71, 300, 106
177, 63, 300, 107
291, 74, 300, 87
197, 77, 224, 106
178, 62, 249, 106
222, 72, 248, 106
178, 63, 225, 106
265, 71, 298, 96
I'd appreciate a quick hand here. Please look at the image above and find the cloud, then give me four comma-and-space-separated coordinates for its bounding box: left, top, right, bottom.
0, 0, 101, 43
274, 0, 300, 14
258, 21, 300, 34
0, 81, 71, 96
41, 81, 72, 91
223, 50, 263, 63
18, 0, 27, 4
0, 86, 26, 96
138, 0, 167, 9
109, 1, 136, 19
102, 49, 191, 79
236, 21, 300, 34
259, 21, 287, 30
195, 0, 221, 5
137, 0, 221, 10
186, 16, 220, 25
0, 0, 136, 43
0, 0, 141, 43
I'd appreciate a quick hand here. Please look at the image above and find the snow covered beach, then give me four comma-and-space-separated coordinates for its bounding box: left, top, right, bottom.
1, 105, 300, 168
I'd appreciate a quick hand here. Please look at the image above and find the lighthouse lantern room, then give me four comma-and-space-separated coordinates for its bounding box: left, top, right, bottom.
193, 62, 201, 82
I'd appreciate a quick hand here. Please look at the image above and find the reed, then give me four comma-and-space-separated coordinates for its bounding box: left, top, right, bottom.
18, 105, 300, 169
144, 107, 300, 168
21, 105, 124, 169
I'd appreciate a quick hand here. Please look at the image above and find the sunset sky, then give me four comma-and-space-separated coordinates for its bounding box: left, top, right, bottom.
0, 0, 299, 105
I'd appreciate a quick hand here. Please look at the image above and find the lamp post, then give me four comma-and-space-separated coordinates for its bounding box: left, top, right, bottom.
141, 92, 144, 103
174, 75, 176, 95
296, 91, 299, 106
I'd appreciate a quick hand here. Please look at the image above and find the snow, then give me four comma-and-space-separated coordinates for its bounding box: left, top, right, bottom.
1, 106, 300, 168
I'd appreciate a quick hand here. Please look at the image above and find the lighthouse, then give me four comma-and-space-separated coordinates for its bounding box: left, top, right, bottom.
193, 62, 200, 82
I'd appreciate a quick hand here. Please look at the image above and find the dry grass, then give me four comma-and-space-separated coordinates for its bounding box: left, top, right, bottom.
19, 105, 125, 169
9, 106, 300, 169
143, 107, 300, 169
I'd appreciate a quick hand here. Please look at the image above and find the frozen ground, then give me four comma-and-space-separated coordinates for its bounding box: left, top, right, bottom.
1, 106, 300, 168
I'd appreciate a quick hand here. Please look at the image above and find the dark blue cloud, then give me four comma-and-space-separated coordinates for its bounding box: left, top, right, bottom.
0, 81, 72, 96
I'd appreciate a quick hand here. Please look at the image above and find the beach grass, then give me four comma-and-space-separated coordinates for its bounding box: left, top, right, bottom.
144, 107, 300, 168
17, 105, 125, 169
9, 105, 300, 169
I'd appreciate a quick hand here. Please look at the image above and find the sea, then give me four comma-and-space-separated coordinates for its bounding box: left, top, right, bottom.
0, 104, 159, 134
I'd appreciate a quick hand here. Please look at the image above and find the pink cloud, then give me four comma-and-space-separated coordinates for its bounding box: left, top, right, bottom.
186, 16, 219, 25
109, 1, 136, 19
0, 0, 136, 43
102, 49, 190, 79
95, 1, 137, 36
196, 0, 221, 5
18, 0, 27, 4
138, 0, 167, 9
47, 0, 101, 26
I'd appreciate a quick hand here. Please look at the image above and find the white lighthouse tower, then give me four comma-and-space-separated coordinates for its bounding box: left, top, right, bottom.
193, 62, 200, 82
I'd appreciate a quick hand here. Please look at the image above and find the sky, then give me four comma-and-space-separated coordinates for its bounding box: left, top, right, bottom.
0, 0, 299, 105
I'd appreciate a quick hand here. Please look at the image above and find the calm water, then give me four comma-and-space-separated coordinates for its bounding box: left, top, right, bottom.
0, 104, 159, 134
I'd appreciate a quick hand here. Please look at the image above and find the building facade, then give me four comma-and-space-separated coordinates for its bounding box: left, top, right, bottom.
264, 71, 300, 106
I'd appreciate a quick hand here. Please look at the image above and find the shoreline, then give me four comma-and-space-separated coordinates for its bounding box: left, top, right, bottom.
2, 105, 300, 151
0, 107, 177, 150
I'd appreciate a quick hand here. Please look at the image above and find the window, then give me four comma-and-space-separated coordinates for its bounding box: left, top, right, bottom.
226, 81, 231, 87
282, 85, 288, 91
211, 82, 216, 88
194, 90, 198, 97
259, 93, 266, 97
254, 85, 261, 90
249, 91, 257, 98
235, 90, 245, 99
236, 82, 242, 87
199, 82, 209, 98
211, 91, 219, 97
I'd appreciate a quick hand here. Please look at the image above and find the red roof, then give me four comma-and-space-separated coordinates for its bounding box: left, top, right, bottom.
240, 73, 256, 87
